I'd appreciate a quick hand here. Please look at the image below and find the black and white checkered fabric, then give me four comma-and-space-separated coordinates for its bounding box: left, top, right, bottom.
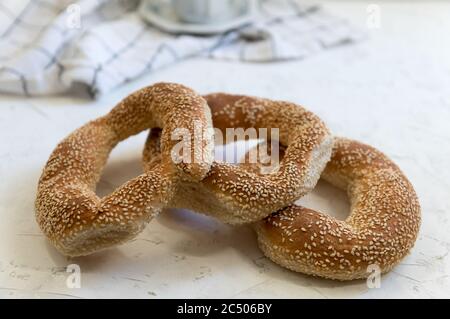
0, 0, 363, 97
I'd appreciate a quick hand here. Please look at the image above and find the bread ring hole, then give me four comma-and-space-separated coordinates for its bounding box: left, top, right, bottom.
295, 179, 350, 221
96, 131, 148, 197
243, 140, 350, 221
214, 138, 262, 164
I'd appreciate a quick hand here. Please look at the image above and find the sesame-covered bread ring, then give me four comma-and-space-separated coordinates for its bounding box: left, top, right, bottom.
35, 83, 214, 257
249, 138, 421, 280
143, 93, 333, 224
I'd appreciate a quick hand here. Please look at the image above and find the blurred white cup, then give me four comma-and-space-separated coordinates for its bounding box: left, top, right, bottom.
172, 0, 252, 24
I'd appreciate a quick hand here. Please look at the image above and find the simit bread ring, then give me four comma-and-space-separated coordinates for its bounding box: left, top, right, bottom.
143, 93, 333, 224
35, 83, 214, 256
142, 96, 420, 280
245, 138, 421, 280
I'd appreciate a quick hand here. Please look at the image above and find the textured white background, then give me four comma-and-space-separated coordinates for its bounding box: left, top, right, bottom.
0, 1, 449, 298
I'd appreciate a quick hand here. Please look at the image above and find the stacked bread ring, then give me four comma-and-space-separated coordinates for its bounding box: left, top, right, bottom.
144, 93, 333, 224
36, 82, 420, 281
35, 83, 214, 256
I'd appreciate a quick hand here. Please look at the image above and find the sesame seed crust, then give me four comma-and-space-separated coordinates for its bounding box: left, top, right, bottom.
253, 137, 421, 280
35, 82, 214, 256
144, 129, 420, 280
143, 93, 333, 224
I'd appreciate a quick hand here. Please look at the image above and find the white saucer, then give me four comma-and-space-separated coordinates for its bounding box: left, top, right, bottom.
139, 1, 256, 35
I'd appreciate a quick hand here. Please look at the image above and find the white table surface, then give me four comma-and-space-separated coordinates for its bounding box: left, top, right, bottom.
1, 1, 449, 298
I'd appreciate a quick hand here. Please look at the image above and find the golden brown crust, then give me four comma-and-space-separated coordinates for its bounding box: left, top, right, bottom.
143, 93, 333, 224
143, 123, 421, 279
253, 138, 421, 280
35, 83, 214, 256
144, 126, 420, 280
37, 80, 419, 282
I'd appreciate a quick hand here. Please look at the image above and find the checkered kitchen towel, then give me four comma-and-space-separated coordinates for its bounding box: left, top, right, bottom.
0, 0, 363, 97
